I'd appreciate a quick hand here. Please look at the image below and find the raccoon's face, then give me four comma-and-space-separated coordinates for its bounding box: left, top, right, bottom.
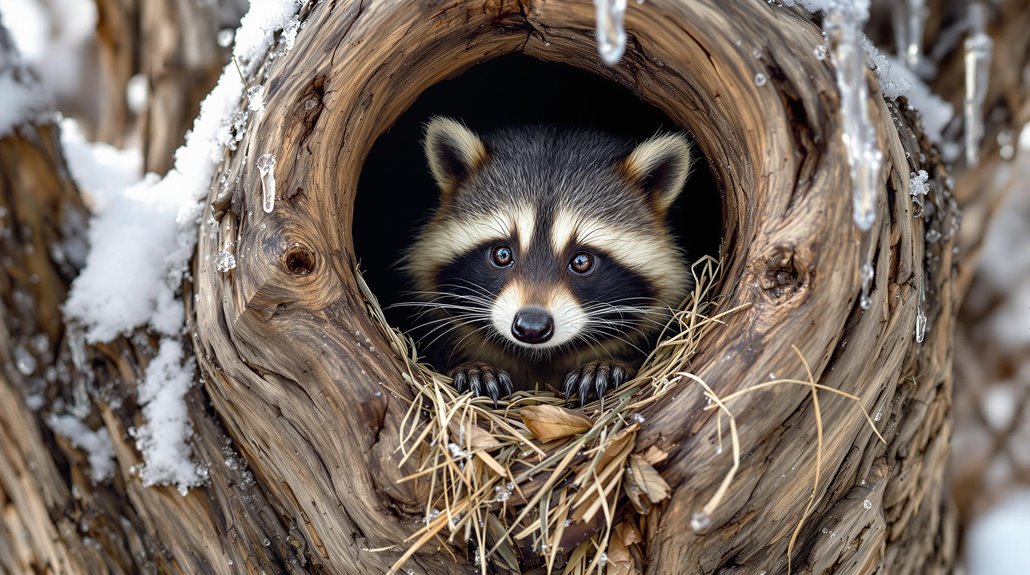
405, 117, 694, 359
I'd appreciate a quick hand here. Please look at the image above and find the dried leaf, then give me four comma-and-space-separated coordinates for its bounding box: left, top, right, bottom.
606, 522, 640, 575
447, 420, 503, 451
629, 454, 670, 504
617, 520, 642, 546
474, 450, 506, 477
597, 426, 637, 470
639, 445, 669, 466
520, 405, 593, 442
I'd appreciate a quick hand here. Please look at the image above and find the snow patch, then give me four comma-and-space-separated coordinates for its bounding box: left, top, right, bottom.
47, 414, 116, 483
61, 0, 305, 492
966, 489, 1030, 575
134, 339, 201, 492
875, 55, 953, 143
0, 44, 54, 136
0, 0, 97, 103
909, 170, 929, 198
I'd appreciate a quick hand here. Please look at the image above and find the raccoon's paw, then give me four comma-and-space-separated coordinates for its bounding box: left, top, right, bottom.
562, 361, 633, 407
449, 363, 514, 407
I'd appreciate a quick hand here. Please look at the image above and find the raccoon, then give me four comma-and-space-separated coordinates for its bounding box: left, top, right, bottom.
403, 117, 694, 405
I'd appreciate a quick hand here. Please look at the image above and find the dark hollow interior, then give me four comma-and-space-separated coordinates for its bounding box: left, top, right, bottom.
355, 54, 723, 340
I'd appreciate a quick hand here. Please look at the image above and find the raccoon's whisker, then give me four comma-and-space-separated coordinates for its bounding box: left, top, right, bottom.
413, 312, 490, 345
436, 280, 498, 302
580, 322, 649, 356
422, 322, 481, 353
394, 292, 496, 307
445, 323, 500, 366
411, 313, 483, 334
393, 301, 493, 315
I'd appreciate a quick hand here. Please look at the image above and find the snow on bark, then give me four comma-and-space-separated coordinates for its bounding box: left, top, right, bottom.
61, 0, 305, 492
0, 23, 53, 136
47, 414, 117, 484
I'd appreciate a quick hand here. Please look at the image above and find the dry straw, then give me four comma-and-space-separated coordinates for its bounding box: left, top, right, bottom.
357, 255, 883, 575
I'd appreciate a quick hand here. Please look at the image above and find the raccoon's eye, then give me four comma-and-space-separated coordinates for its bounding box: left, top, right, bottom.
491, 245, 514, 267
569, 252, 594, 274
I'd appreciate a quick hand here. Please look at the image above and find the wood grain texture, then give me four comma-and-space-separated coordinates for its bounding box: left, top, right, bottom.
11, 0, 1030, 572
192, 1, 956, 573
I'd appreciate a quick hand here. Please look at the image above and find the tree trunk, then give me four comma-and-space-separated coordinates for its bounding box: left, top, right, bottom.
1, 1, 1026, 573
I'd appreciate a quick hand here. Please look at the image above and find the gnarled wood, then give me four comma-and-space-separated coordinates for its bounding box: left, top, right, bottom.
4, 0, 1028, 573
193, 1, 955, 573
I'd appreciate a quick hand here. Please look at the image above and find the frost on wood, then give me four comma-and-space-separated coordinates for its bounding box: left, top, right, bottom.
909, 169, 929, 216
593, 0, 627, 66
216, 250, 237, 273
47, 414, 116, 484
876, 55, 953, 144
247, 84, 266, 112
133, 340, 203, 493
963, 3, 992, 167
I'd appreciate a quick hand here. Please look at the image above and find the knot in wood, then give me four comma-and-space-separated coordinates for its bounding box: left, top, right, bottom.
752, 245, 807, 303
282, 243, 317, 276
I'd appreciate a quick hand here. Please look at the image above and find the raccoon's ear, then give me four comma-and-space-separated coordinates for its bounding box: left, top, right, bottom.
424, 117, 488, 197
621, 133, 694, 216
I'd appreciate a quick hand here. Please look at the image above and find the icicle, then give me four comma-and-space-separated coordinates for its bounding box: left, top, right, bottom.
914, 275, 927, 343
824, 1, 881, 233
824, 2, 882, 313
891, 0, 925, 70
594, 0, 627, 66
859, 262, 874, 310
256, 153, 277, 213
963, 3, 992, 167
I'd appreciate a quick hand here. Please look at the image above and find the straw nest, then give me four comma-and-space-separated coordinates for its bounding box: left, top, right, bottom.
358, 256, 724, 573
358, 255, 882, 574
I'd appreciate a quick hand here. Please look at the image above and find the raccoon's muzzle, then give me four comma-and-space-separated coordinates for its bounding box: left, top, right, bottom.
511, 307, 554, 344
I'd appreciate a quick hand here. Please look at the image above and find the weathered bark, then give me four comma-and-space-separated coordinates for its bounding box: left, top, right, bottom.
1, 0, 1027, 573
138, 0, 234, 174
93, 0, 240, 169
93, 0, 138, 147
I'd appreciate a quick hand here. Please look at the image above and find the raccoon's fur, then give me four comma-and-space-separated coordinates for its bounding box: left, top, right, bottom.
403, 117, 694, 405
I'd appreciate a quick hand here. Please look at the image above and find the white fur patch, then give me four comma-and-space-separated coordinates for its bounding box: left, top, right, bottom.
513, 205, 536, 252
410, 206, 538, 289
549, 208, 689, 305
491, 283, 587, 350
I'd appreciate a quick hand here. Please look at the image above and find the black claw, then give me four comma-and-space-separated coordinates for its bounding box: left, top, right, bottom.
563, 371, 580, 404
453, 370, 468, 393
611, 365, 626, 388
595, 365, 610, 399
468, 369, 482, 396
482, 371, 500, 407
578, 366, 596, 407
499, 372, 514, 397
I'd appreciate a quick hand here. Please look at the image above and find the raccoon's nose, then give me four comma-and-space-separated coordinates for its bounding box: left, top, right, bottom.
512, 308, 554, 344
